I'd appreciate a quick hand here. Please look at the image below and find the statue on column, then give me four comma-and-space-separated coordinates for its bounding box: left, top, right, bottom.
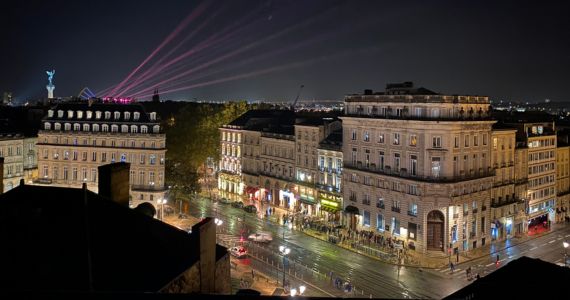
46, 70, 55, 99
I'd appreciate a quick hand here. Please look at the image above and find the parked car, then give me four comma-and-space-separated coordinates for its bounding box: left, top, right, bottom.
244, 205, 257, 213
229, 246, 248, 258
248, 232, 273, 243
219, 197, 232, 204
231, 201, 244, 208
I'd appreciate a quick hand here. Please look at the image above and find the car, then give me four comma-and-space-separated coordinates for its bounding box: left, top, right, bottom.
244, 205, 257, 213
219, 197, 232, 204
248, 232, 273, 243
229, 246, 248, 258
232, 201, 244, 208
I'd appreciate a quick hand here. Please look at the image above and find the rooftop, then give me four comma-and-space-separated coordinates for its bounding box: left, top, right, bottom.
45, 102, 159, 123
0, 183, 209, 293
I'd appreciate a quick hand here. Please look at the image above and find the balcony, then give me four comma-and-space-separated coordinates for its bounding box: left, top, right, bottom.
362, 199, 371, 206
472, 208, 478, 214
491, 197, 524, 208
391, 207, 401, 213
376, 202, 385, 209
407, 210, 417, 217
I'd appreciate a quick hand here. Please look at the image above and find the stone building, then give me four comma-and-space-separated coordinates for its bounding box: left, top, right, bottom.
317, 129, 343, 224
218, 125, 243, 202
555, 135, 570, 222
36, 101, 166, 210
341, 82, 494, 253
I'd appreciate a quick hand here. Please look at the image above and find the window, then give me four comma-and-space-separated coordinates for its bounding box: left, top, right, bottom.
63, 167, 68, 180
432, 108, 440, 118
378, 133, 385, 143
153, 125, 160, 133
464, 135, 469, 147
351, 130, 357, 140
483, 133, 488, 145
86, 111, 92, 119
140, 154, 146, 164
431, 157, 441, 177
394, 153, 401, 171
493, 137, 498, 149
44, 122, 51, 130
364, 131, 370, 142
121, 125, 128, 133
114, 111, 120, 119
409, 203, 418, 216
102, 124, 109, 132
454, 136, 459, 148
73, 123, 80, 131
82, 168, 88, 181
104, 111, 111, 119
376, 198, 385, 209
54, 123, 61, 130
77, 111, 83, 119
91, 169, 97, 182
101, 152, 107, 162
67, 110, 74, 118
64, 151, 69, 160
391, 217, 400, 235
64, 123, 71, 131
121, 153, 127, 162
92, 124, 99, 132
150, 154, 156, 165
141, 126, 148, 133
379, 151, 385, 169
473, 135, 478, 146
150, 112, 157, 121
134, 112, 140, 120
432, 136, 442, 148
393, 133, 400, 145
72, 167, 78, 181
363, 210, 370, 227
124, 112, 130, 120
376, 214, 384, 231
410, 135, 417, 146
472, 200, 478, 210
111, 125, 118, 132
410, 155, 417, 175
82, 151, 87, 161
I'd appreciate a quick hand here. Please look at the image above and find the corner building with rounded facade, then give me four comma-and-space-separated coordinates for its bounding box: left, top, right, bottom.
341, 82, 494, 254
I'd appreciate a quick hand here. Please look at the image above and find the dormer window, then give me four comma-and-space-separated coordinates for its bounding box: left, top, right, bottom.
57, 110, 64, 118
54, 123, 61, 130
121, 125, 128, 133
133, 112, 140, 121
102, 124, 109, 132
86, 111, 92, 119
92, 124, 99, 132
44, 122, 51, 130
131, 125, 138, 133
141, 125, 148, 133
73, 123, 80, 131
124, 112, 131, 120
150, 112, 156, 121
114, 111, 121, 119
111, 125, 118, 132
48, 110, 54, 117
153, 125, 160, 133
105, 111, 111, 119
96, 111, 102, 119
77, 111, 83, 119
68, 110, 74, 119
64, 123, 71, 131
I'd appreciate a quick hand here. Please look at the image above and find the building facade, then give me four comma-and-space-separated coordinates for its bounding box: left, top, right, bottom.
218, 126, 243, 202
341, 82, 494, 253
556, 139, 569, 222
36, 102, 167, 209
317, 129, 343, 224
0, 134, 25, 192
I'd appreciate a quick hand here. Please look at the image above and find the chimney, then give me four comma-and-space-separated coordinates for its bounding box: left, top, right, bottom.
191, 217, 216, 293
364, 89, 373, 95
0, 157, 3, 193
98, 162, 130, 207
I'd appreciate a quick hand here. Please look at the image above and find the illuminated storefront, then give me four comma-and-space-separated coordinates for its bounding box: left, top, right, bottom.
318, 192, 342, 224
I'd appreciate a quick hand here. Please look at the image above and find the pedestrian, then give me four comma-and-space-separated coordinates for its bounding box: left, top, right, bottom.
450, 262, 454, 272
496, 254, 500, 264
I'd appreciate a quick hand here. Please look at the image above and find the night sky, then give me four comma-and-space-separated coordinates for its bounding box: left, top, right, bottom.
1, 0, 569, 103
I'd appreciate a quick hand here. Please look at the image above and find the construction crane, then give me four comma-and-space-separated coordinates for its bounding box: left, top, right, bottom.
290, 84, 304, 111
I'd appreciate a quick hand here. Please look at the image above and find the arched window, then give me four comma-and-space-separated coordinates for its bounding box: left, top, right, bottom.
111, 125, 118, 132
64, 123, 71, 131
54, 123, 61, 130
83, 124, 90, 131
114, 111, 121, 119
130, 125, 138, 133
92, 124, 99, 132
102, 124, 109, 132
153, 125, 160, 133
150, 112, 157, 121
124, 112, 130, 120
121, 125, 129, 133
73, 123, 80, 131
141, 126, 148, 133
105, 111, 111, 119
44, 122, 51, 130
48, 110, 54, 117
133, 112, 140, 120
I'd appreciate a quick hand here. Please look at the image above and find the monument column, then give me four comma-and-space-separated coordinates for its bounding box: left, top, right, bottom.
46, 70, 55, 99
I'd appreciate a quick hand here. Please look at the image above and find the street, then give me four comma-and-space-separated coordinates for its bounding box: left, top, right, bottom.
183, 197, 466, 299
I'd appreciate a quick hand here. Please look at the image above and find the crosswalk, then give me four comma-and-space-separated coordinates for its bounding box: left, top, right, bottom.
433, 263, 491, 280
217, 234, 243, 247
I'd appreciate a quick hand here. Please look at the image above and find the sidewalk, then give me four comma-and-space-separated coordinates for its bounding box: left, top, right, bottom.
261, 200, 569, 269
231, 258, 281, 295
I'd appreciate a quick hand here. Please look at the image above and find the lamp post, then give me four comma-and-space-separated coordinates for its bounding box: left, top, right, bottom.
290, 285, 306, 297
279, 245, 291, 288
562, 241, 570, 267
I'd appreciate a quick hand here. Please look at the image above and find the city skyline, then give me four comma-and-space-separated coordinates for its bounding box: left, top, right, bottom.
2, 0, 570, 103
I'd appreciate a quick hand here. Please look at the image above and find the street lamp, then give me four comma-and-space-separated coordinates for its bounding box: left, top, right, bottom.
290, 285, 306, 297
279, 245, 291, 288
562, 241, 570, 267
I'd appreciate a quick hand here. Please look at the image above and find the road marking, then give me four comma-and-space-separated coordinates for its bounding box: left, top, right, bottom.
499, 259, 507, 262
549, 240, 556, 244
540, 243, 547, 247
485, 263, 494, 267
530, 247, 537, 251
558, 237, 563, 241
508, 255, 515, 259
520, 251, 527, 254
